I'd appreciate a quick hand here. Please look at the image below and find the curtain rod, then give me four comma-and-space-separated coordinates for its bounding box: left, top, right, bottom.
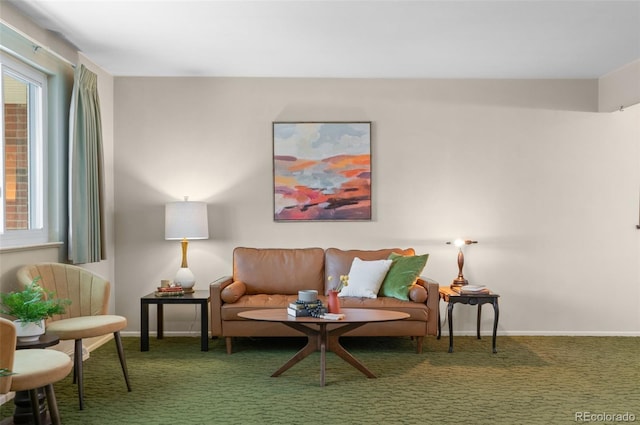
1, 19, 76, 68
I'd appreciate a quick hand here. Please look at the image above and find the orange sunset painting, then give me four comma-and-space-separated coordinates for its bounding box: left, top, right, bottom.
273, 122, 371, 221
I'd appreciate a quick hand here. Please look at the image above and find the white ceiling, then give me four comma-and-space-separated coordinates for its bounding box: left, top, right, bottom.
5, 0, 640, 78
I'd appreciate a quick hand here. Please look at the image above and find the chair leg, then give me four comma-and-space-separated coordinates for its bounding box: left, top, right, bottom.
74, 339, 85, 410
44, 384, 62, 425
113, 331, 132, 392
28, 389, 42, 425
225, 337, 233, 354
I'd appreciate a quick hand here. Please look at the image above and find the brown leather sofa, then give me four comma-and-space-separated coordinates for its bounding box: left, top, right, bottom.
210, 247, 439, 354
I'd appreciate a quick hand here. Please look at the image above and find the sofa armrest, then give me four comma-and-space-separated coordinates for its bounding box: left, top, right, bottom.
417, 277, 440, 336
210, 276, 233, 337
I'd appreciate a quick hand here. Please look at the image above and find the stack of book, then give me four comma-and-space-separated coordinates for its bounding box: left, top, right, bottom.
453, 285, 490, 295
154, 285, 185, 297
287, 300, 327, 317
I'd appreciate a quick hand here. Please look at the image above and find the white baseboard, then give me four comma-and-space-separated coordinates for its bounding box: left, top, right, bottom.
440, 330, 640, 337
121, 330, 640, 338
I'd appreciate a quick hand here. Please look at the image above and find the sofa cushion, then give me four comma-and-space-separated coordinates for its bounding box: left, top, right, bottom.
233, 247, 325, 295
221, 294, 299, 320
324, 248, 415, 294
337, 296, 430, 321
379, 253, 429, 300
338, 257, 392, 299
222, 293, 431, 322
221, 281, 246, 303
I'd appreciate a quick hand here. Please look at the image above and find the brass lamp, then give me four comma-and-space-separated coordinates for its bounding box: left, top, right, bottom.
446, 239, 478, 288
165, 197, 209, 293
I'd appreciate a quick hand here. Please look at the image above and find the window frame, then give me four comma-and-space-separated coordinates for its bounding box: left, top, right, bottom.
0, 52, 48, 248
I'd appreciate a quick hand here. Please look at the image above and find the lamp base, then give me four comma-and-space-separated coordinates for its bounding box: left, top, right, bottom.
451, 278, 468, 289
174, 267, 196, 292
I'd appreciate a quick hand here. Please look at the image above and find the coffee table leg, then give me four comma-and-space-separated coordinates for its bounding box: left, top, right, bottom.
271, 322, 319, 378
326, 323, 376, 379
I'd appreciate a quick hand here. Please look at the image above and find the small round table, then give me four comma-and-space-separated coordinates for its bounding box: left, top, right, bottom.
11, 334, 61, 425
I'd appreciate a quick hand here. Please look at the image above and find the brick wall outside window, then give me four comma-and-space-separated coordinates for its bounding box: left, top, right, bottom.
4, 103, 29, 230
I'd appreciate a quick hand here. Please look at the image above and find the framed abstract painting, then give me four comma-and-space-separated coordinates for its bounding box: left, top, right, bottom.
273, 121, 372, 221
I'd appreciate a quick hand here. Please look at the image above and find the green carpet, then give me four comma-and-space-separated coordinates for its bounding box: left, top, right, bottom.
1, 335, 638, 424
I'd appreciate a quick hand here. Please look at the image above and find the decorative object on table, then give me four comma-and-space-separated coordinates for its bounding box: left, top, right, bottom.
0, 277, 70, 342
273, 122, 372, 221
298, 290, 318, 303
287, 299, 327, 318
326, 275, 349, 313
453, 285, 490, 295
165, 197, 209, 293
154, 285, 185, 297
446, 239, 478, 288
319, 313, 346, 320
327, 290, 341, 314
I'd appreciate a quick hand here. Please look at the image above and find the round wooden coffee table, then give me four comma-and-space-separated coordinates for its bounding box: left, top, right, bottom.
238, 308, 409, 386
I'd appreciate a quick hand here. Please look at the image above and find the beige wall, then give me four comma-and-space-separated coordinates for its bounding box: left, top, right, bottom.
114, 77, 640, 336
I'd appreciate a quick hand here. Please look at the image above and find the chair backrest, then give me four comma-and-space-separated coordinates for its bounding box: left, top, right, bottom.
0, 317, 16, 394
16, 263, 110, 320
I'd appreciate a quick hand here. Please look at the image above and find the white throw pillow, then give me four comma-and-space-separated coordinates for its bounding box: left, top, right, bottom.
338, 257, 393, 299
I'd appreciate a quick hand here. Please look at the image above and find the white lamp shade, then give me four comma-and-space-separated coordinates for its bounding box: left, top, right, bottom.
165, 201, 209, 240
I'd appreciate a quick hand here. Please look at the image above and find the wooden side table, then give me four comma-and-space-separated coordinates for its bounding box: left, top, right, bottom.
437, 286, 500, 353
140, 290, 210, 352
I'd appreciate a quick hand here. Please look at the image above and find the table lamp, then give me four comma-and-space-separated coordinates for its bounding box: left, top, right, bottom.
165, 197, 209, 293
446, 238, 478, 288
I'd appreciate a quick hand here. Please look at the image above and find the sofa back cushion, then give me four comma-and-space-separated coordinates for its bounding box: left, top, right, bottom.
324, 248, 415, 294
233, 247, 325, 295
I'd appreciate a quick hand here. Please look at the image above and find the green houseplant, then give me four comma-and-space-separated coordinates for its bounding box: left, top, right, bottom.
0, 277, 71, 340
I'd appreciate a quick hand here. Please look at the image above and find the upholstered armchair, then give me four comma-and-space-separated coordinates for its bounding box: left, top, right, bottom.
16, 263, 131, 410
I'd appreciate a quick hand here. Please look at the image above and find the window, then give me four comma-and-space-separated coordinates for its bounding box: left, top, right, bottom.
0, 53, 47, 247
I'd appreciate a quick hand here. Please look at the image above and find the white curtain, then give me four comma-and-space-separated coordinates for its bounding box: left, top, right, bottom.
68, 64, 105, 264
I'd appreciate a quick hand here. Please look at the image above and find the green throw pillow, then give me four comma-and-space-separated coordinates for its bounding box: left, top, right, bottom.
379, 252, 429, 300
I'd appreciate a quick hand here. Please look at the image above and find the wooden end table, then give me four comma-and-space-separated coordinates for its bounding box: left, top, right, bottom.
140, 290, 210, 352
238, 308, 409, 387
437, 286, 500, 353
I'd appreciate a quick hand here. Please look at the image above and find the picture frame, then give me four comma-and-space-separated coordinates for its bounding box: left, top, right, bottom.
273, 121, 372, 221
